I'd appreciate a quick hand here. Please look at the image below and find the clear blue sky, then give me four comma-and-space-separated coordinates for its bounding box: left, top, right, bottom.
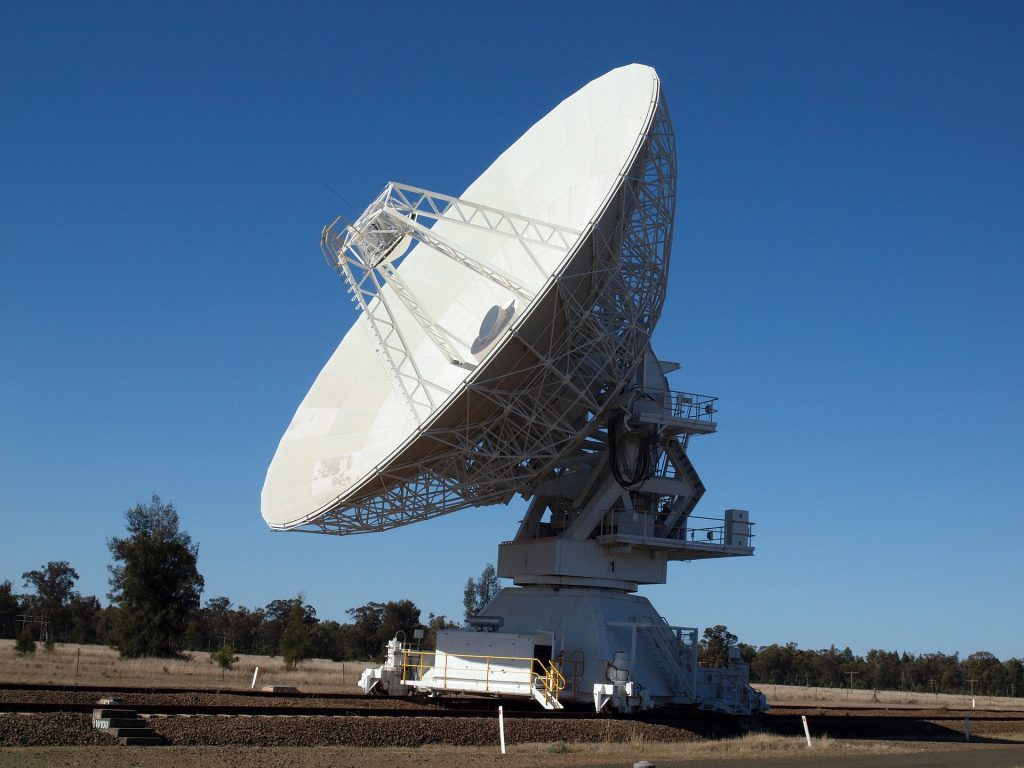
2, 2, 1021, 660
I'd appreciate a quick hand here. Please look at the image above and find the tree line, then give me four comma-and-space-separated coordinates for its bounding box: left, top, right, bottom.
1, 496, 457, 664
2, 495, 1021, 697
699, 625, 1023, 698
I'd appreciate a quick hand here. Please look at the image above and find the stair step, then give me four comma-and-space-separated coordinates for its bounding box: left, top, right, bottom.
93, 708, 139, 720
120, 736, 166, 746
92, 706, 166, 747
94, 718, 146, 729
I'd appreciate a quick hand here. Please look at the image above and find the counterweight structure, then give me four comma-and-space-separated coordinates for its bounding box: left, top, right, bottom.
262, 65, 765, 714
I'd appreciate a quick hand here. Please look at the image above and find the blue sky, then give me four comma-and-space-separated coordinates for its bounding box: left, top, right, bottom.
2, 2, 1021, 660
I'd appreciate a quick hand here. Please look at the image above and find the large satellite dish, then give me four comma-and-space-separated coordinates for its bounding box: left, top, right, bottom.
263, 64, 764, 715
263, 64, 670, 534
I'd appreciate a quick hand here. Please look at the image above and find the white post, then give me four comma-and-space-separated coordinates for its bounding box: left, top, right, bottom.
801, 715, 812, 747
498, 705, 506, 754
251, 666, 260, 689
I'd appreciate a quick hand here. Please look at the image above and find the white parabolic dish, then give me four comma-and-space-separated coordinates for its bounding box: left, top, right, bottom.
263, 64, 676, 533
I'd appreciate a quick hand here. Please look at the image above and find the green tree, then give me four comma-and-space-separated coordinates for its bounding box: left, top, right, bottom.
107, 495, 204, 657
344, 602, 385, 659
210, 644, 239, 678
226, 605, 264, 655
67, 595, 103, 645
865, 649, 901, 691
21, 561, 80, 642
1005, 658, 1023, 695
261, 598, 316, 656
966, 651, 1006, 696
424, 612, 458, 648
699, 625, 738, 667
736, 642, 757, 664
15, 628, 36, 656
309, 620, 346, 660
184, 596, 235, 652
0, 580, 21, 639
379, 600, 421, 644
344, 600, 424, 660
280, 598, 313, 669
751, 643, 795, 684
463, 563, 501, 619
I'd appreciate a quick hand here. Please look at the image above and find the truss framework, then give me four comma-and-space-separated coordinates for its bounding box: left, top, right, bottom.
292, 91, 677, 536
321, 182, 582, 421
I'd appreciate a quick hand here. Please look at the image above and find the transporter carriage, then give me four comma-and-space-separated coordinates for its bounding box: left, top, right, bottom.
262, 65, 767, 715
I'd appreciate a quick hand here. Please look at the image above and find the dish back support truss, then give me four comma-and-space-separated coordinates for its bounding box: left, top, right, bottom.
299, 94, 677, 536
322, 183, 582, 422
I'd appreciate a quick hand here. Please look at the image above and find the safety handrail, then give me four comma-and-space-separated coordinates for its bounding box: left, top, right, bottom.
636, 387, 718, 423
562, 650, 585, 694
397, 646, 565, 702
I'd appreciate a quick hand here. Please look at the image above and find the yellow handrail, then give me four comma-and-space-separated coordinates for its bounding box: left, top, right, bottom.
397, 646, 566, 702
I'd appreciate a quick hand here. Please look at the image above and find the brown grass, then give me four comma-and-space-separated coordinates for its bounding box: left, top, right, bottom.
3, 640, 1023, 713
760, 683, 1024, 711
354, 733, 960, 763
0, 639, 363, 692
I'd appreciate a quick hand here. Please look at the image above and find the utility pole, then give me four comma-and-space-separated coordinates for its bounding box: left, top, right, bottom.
846, 671, 857, 700
968, 679, 977, 697
929, 678, 937, 698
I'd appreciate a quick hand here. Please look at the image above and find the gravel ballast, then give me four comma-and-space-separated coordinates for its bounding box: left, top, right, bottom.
0, 711, 704, 748
0, 713, 108, 747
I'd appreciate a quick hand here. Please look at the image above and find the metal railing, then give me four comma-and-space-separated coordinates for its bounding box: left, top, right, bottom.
597, 510, 753, 545
684, 515, 727, 545
561, 650, 585, 695
636, 388, 718, 423
398, 647, 566, 702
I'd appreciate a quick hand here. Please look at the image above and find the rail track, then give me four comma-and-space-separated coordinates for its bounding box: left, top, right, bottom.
1, 701, 583, 719
0, 682, 391, 700
3, 684, 1023, 749
2, 683, 1023, 728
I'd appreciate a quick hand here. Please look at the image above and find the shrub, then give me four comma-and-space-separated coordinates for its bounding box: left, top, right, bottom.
15, 629, 36, 656
210, 645, 239, 678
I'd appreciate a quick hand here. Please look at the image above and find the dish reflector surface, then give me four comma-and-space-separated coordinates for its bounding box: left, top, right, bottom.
263, 64, 674, 532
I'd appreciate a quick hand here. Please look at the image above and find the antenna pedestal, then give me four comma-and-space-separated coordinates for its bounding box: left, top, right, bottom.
497, 371, 754, 591
482, 372, 761, 711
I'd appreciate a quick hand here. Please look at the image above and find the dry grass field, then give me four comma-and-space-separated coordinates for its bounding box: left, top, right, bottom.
0, 639, 364, 692
2, 640, 1023, 713
2, 640, 1023, 767
761, 683, 1024, 712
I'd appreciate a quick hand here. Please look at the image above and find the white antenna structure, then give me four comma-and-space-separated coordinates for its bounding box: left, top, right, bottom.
262, 65, 765, 716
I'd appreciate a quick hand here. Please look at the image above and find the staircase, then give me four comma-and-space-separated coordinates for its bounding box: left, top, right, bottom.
638, 621, 697, 701
531, 683, 565, 710
92, 707, 165, 746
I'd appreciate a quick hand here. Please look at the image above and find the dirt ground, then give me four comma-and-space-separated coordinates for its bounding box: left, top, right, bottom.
3, 740, 1024, 768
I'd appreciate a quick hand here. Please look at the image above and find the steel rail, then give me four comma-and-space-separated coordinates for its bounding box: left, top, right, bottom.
0, 681, 387, 701
3, 699, 1023, 725
2, 685, 1021, 721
